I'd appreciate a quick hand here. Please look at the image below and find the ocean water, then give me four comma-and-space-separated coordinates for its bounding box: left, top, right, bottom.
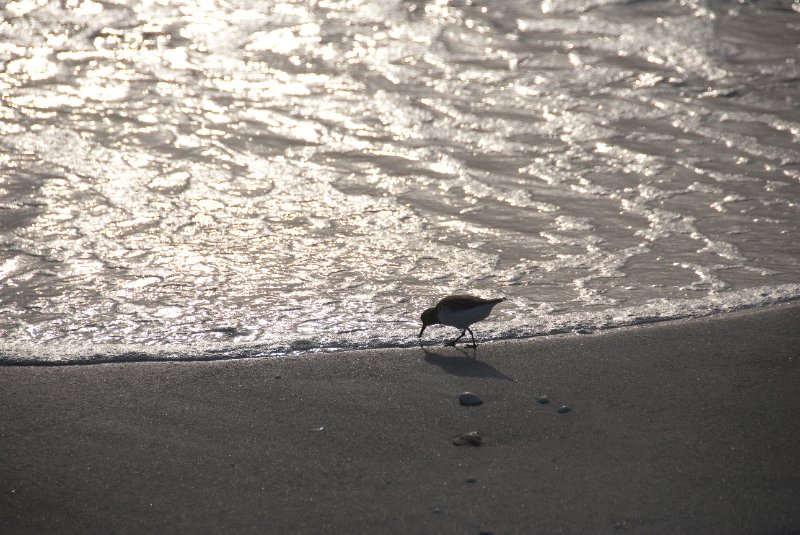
1, 0, 798, 364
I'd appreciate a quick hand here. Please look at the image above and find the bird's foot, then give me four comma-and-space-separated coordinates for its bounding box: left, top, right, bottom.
465, 344, 477, 349
444, 341, 457, 347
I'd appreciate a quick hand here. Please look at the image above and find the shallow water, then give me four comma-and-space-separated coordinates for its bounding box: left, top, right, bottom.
1, 0, 799, 363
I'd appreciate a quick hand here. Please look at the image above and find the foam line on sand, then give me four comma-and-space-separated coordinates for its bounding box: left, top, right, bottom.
1, 302, 799, 534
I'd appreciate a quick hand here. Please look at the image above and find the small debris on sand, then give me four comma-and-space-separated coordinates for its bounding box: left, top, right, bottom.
459, 392, 483, 406
453, 431, 482, 446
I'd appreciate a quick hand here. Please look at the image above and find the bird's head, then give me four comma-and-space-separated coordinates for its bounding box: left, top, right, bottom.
418, 307, 438, 338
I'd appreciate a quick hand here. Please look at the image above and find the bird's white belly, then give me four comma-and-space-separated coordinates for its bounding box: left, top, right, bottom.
438, 303, 495, 329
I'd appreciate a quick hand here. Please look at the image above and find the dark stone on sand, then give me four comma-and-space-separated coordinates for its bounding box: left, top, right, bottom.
453, 431, 482, 447
558, 405, 571, 413
459, 392, 483, 406
537, 396, 550, 405
466, 477, 477, 483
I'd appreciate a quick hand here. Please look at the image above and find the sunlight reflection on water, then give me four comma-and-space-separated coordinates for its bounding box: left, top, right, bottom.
0, 0, 799, 362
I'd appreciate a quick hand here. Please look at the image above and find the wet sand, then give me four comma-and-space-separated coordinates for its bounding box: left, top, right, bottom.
2, 302, 799, 534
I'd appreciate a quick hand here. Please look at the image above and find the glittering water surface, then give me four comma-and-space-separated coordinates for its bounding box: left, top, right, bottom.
1, 0, 799, 363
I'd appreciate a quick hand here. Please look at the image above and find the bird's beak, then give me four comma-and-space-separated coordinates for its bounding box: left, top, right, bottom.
418, 325, 426, 338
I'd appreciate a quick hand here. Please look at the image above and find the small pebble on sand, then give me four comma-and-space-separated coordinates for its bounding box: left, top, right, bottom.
459, 392, 483, 406
453, 431, 482, 446
537, 396, 550, 405
466, 477, 477, 483
558, 405, 571, 413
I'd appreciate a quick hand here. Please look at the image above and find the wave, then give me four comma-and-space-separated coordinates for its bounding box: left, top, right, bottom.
2, 284, 797, 366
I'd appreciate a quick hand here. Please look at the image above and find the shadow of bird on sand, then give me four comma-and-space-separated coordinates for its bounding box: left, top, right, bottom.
420, 345, 513, 381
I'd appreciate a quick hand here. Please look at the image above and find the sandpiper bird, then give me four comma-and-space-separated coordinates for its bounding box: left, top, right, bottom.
418, 295, 505, 348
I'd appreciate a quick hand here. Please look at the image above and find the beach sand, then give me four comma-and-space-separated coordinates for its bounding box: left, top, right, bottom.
1, 302, 799, 534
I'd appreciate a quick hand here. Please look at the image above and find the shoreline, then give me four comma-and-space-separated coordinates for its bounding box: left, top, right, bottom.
2, 301, 799, 533
3, 296, 800, 366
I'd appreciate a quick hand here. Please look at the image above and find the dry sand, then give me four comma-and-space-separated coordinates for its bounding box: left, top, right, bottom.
1, 302, 799, 534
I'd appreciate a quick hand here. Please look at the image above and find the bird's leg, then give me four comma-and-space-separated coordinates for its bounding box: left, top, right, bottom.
465, 328, 477, 348
446, 329, 466, 346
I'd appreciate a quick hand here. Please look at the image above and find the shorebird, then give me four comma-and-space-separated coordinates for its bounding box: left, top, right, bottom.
418, 294, 505, 348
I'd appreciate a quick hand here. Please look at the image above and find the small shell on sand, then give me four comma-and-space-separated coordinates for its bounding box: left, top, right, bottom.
459, 392, 483, 406
452, 431, 482, 446
537, 396, 550, 404
558, 405, 571, 413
